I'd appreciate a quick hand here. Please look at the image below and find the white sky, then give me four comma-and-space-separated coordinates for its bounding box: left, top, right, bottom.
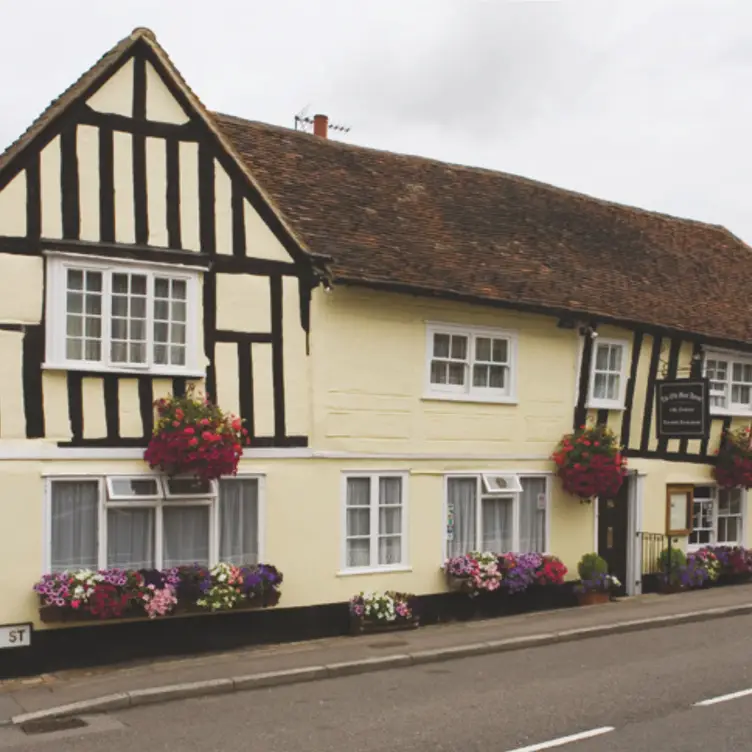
2, 0, 750, 241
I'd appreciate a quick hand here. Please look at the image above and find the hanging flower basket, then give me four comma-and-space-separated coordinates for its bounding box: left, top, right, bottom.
713, 426, 752, 490
144, 386, 249, 482
552, 423, 627, 503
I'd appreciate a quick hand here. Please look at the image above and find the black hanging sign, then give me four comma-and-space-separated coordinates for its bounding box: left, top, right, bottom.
655, 378, 710, 440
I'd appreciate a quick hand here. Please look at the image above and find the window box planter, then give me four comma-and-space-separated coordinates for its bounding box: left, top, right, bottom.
349, 613, 420, 635
348, 592, 418, 636
34, 564, 282, 624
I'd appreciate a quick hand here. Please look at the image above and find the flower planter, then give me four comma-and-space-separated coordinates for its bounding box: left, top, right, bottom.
349, 615, 420, 636
576, 591, 610, 606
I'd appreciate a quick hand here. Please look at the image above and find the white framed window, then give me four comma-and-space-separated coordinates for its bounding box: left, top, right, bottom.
342, 473, 407, 572
444, 474, 548, 558
44, 253, 202, 376
425, 322, 517, 403
704, 350, 752, 415
46, 475, 262, 572
689, 485, 745, 548
588, 338, 629, 409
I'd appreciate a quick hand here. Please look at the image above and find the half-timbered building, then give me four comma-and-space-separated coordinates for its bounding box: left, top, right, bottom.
3, 27, 752, 675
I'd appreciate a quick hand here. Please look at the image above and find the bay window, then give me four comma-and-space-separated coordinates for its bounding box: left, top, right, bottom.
47, 475, 261, 572
445, 474, 548, 558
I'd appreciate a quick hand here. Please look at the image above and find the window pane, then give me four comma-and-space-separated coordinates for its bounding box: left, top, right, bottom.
67, 292, 83, 314
66, 269, 102, 364
593, 372, 608, 399
346, 539, 370, 568
731, 384, 751, 405
378, 536, 401, 566
152, 277, 189, 367
492, 339, 508, 363
489, 365, 505, 389
450, 335, 468, 360
481, 497, 513, 552
167, 477, 211, 496
473, 364, 488, 388
66, 338, 83, 360
50, 481, 98, 571
595, 344, 610, 370
68, 270, 83, 290
347, 508, 369, 536
519, 477, 546, 553
447, 478, 477, 557
109, 477, 160, 498
219, 479, 259, 565
724, 517, 739, 543
379, 507, 401, 535
347, 478, 370, 506
107, 508, 155, 569
163, 507, 210, 567
173, 280, 187, 300
433, 333, 450, 358
606, 374, 620, 400
430, 360, 447, 385
379, 477, 401, 506
608, 345, 622, 371
476, 337, 491, 362
448, 363, 465, 385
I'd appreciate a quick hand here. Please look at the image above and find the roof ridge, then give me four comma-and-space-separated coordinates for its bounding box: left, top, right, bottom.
213, 110, 737, 238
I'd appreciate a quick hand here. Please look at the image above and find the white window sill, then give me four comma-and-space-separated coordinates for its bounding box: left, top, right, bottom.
422, 393, 518, 406
43, 362, 206, 379
336, 565, 412, 577
586, 402, 625, 412
710, 408, 752, 418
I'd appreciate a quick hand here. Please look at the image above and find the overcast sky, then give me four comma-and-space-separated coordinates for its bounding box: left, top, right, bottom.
2, 0, 751, 241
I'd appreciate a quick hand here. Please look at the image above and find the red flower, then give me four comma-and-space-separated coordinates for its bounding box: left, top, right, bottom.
184, 427, 195, 435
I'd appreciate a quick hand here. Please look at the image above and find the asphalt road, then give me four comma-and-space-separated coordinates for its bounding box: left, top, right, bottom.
4, 614, 752, 751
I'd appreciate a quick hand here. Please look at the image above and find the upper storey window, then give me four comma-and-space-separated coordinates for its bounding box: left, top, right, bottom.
705, 350, 752, 416
45, 253, 202, 376
425, 323, 518, 403
587, 338, 629, 410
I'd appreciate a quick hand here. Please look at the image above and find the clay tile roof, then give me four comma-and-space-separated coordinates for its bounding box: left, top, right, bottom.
214, 112, 752, 346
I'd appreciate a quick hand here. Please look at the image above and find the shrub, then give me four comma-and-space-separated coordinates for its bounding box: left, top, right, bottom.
577, 553, 608, 581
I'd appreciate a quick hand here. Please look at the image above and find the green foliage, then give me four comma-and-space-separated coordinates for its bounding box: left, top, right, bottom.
658, 546, 687, 573
577, 552, 608, 580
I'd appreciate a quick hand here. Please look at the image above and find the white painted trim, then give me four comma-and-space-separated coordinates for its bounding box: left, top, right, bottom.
703, 349, 752, 416
9, 444, 554, 462
43, 249, 209, 272
587, 337, 630, 410
592, 496, 599, 552
424, 321, 519, 404
340, 471, 409, 573
336, 566, 413, 577
574, 334, 584, 407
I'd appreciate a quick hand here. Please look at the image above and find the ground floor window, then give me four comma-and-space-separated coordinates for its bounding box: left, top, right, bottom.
48, 475, 261, 572
689, 486, 744, 548
343, 473, 406, 571
445, 474, 548, 557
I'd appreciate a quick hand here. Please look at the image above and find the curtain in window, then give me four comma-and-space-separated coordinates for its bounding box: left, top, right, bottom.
378, 477, 402, 565
447, 478, 477, 557
346, 478, 371, 567
482, 497, 513, 552
519, 477, 546, 553
107, 508, 155, 569
50, 481, 99, 571
219, 479, 259, 565
163, 507, 210, 567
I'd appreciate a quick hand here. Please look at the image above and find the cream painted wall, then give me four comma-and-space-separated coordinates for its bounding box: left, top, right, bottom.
0, 456, 594, 627
145, 137, 168, 247
87, 58, 134, 117
309, 286, 579, 456
178, 141, 200, 251
145, 62, 190, 125
0, 254, 42, 324
214, 161, 233, 256
216, 274, 271, 332
0, 171, 26, 236
113, 132, 136, 244
77, 125, 101, 243
282, 276, 310, 437
40, 136, 63, 239
243, 199, 293, 263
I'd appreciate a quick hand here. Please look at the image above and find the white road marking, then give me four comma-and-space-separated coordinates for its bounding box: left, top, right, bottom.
695, 687, 752, 707
506, 726, 615, 752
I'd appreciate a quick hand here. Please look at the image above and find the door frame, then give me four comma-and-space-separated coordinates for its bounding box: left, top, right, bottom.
594, 471, 644, 597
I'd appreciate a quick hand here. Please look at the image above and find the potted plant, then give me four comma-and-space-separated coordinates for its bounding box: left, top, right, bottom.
144, 385, 250, 482
349, 591, 418, 634
574, 553, 618, 605
552, 422, 627, 503
713, 426, 752, 489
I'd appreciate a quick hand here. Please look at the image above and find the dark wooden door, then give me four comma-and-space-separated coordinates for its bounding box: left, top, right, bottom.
597, 480, 629, 596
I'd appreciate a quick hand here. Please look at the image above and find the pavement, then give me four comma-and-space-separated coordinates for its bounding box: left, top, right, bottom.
3, 605, 752, 750
1, 584, 752, 730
